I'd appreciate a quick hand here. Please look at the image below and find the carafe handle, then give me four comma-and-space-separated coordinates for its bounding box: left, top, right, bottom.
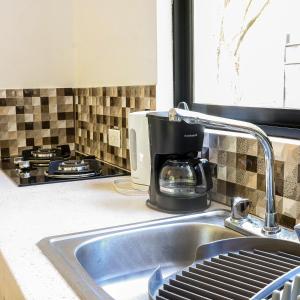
195, 159, 213, 195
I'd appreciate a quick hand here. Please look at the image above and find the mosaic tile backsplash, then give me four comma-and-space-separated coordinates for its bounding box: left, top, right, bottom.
202, 131, 300, 227
74, 86, 156, 170
0, 85, 299, 227
0, 88, 75, 158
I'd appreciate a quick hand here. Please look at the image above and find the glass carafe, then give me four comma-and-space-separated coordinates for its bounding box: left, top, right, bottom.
159, 158, 212, 197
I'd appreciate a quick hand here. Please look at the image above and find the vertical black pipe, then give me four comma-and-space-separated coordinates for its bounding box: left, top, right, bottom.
173, 0, 194, 108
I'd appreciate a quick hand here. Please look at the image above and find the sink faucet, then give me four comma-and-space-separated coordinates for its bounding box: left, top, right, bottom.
295, 224, 300, 241
168, 107, 280, 235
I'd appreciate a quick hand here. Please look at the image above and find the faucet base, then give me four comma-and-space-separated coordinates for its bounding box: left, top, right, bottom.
262, 225, 281, 235
224, 214, 299, 243
263, 212, 281, 234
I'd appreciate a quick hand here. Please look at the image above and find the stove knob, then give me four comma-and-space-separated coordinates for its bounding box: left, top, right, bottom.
19, 160, 30, 170
19, 171, 31, 179
13, 157, 23, 165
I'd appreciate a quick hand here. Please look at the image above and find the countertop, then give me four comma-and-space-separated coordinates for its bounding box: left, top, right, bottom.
0, 170, 226, 300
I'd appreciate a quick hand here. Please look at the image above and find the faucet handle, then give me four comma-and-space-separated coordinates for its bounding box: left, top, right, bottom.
295, 223, 300, 242
231, 197, 251, 220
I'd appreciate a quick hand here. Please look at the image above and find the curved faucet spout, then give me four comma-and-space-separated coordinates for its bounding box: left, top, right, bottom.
169, 108, 280, 234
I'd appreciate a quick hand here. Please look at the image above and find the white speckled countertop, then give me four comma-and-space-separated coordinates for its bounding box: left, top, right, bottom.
0, 170, 226, 300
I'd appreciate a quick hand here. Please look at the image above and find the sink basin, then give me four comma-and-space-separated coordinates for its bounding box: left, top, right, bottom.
38, 209, 242, 300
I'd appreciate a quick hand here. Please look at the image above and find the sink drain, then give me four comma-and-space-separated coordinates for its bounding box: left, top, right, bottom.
148, 237, 300, 300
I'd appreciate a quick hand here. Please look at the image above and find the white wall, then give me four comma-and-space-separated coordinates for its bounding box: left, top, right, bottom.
74, 0, 157, 87
0, 0, 75, 89
156, 0, 174, 110
0, 0, 157, 88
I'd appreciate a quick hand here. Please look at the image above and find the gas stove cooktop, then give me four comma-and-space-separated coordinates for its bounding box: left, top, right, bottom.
0, 145, 129, 187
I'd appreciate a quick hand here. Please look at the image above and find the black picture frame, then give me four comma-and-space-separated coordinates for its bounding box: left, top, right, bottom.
172, 0, 300, 139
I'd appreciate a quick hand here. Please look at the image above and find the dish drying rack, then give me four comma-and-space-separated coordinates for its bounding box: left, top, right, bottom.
148, 238, 300, 300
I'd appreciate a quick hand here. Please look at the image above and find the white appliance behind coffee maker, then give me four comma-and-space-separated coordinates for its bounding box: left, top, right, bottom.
128, 111, 152, 191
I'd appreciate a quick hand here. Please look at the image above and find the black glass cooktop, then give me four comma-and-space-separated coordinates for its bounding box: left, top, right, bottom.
0, 152, 129, 187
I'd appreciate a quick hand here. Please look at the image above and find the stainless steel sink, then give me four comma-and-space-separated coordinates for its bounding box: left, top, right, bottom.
38, 209, 242, 300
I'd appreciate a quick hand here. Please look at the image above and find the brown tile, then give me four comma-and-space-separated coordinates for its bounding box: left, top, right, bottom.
237, 137, 257, 156
216, 179, 226, 195
217, 150, 227, 165
26, 138, 34, 146
42, 137, 51, 144
257, 157, 265, 175
226, 152, 236, 168
277, 213, 296, 229
275, 178, 284, 197
257, 174, 265, 192
274, 160, 284, 180
283, 180, 298, 200
225, 181, 236, 197
246, 155, 257, 172
235, 184, 247, 198
236, 153, 247, 170
1, 147, 10, 157
6, 98, 17, 106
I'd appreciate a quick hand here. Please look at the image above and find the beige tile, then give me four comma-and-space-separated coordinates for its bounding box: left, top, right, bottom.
284, 162, 298, 183
202, 133, 209, 148
7, 122, 17, 132
226, 166, 236, 183
218, 135, 237, 152
17, 138, 26, 147
236, 169, 257, 189
41, 129, 51, 137
209, 149, 218, 164
24, 114, 33, 122
282, 197, 299, 219
0, 89, 6, 97
217, 165, 227, 181
32, 97, 41, 106
49, 104, 57, 114
7, 106, 16, 115
273, 142, 299, 163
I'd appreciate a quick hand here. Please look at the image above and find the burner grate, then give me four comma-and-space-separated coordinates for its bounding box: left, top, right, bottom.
46, 159, 102, 179
22, 145, 71, 165
58, 160, 90, 172
32, 148, 57, 159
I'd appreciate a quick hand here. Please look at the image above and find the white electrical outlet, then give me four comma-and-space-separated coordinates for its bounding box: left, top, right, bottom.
108, 128, 121, 147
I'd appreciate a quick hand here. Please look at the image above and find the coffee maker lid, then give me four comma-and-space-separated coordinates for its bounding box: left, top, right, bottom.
147, 111, 169, 120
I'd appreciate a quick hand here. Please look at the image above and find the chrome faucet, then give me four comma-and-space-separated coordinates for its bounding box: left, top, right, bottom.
168, 107, 280, 235
295, 224, 300, 241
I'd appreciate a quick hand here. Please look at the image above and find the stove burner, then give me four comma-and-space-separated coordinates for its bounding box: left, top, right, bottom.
58, 160, 90, 172
45, 159, 102, 179
31, 148, 57, 159
22, 145, 71, 166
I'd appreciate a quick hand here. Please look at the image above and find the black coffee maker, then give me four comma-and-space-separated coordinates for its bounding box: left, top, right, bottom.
146, 112, 213, 213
